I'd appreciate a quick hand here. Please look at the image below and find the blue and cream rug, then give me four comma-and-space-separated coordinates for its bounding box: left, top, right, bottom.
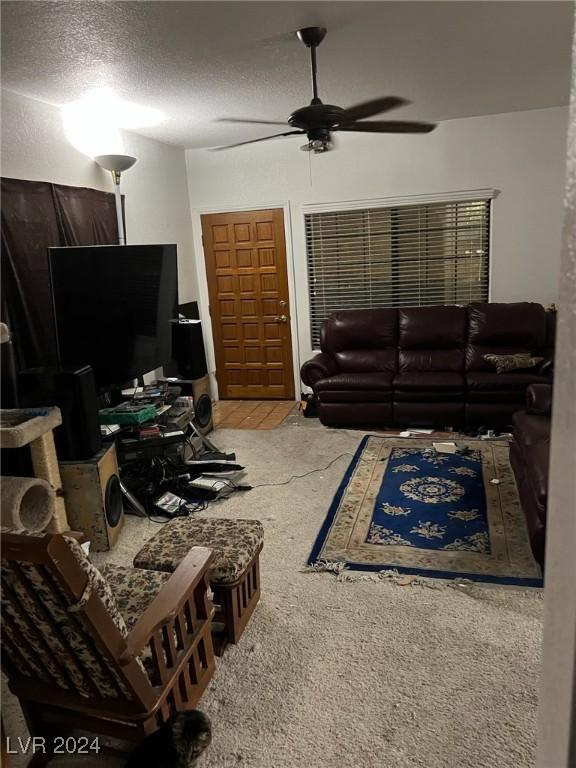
308, 436, 542, 586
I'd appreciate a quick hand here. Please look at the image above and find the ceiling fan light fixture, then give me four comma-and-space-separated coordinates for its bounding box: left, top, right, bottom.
300, 138, 332, 153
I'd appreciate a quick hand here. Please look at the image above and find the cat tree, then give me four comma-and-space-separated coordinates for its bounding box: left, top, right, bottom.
0, 408, 68, 533
1, 406, 68, 532
0, 322, 68, 532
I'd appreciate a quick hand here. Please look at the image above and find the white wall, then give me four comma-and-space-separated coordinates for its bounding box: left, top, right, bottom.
2, 90, 567, 393
185, 106, 568, 382
1, 89, 198, 301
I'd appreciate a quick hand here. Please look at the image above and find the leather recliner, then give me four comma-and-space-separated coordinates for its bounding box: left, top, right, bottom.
301, 302, 555, 430
509, 383, 552, 566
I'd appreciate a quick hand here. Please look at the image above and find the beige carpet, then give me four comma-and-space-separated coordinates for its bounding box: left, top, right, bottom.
2, 420, 543, 768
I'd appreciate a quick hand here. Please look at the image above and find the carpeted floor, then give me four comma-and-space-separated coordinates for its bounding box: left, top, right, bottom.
2, 420, 543, 768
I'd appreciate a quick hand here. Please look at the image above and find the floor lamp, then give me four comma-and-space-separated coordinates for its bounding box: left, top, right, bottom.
94, 154, 137, 245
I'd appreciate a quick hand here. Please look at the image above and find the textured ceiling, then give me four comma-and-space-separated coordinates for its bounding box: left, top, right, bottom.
1, 1, 573, 149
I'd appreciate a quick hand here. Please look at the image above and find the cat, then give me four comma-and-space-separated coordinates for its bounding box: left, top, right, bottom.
125, 710, 212, 768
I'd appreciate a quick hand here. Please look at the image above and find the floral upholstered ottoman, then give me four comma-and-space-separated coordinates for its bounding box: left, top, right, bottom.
133, 517, 264, 655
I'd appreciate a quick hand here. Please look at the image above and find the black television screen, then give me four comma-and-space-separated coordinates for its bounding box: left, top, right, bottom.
48, 244, 178, 391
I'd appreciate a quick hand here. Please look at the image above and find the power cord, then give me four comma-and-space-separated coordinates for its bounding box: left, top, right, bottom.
123, 449, 355, 519
225, 452, 354, 490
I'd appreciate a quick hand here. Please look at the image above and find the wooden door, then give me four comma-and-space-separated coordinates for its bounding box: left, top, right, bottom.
201, 208, 295, 400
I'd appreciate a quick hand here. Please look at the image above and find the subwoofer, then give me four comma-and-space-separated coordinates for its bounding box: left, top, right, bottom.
191, 375, 213, 435
59, 443, 124, 551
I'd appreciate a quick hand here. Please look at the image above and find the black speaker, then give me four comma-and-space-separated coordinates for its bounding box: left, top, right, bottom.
54, 366, 102, 460
178, 301, 200, 320
171, 320, 208, 380
18, 365, 102, 461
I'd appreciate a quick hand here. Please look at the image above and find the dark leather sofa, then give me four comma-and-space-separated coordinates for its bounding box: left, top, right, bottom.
510, 383, 552, 566
301, 302, 555, 429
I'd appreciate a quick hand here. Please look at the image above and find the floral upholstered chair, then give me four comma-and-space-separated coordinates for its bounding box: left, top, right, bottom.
1, 531, 215, 765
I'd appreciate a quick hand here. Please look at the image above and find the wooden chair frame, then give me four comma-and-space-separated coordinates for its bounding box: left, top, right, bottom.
212, 545, 262, 656
1, 533, 216, 764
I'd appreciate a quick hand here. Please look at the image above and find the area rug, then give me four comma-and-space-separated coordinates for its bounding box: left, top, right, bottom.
308, 436, 542, 586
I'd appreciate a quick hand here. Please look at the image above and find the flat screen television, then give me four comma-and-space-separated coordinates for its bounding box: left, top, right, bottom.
48, 244, 178, 392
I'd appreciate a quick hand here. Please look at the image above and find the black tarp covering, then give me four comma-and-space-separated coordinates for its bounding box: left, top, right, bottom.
1, 177, 119, 370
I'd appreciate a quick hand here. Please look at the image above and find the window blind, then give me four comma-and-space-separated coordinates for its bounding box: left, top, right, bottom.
305, 198, 490, 349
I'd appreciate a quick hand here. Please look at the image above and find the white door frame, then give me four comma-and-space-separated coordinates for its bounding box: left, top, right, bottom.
191, 201, 301, 401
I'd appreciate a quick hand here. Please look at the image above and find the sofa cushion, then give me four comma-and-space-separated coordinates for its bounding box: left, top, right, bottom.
393, 372, 464, 392
398, 306, 465, 372
321, 309, 398, 373
399, 349, 463, 372
321, 309, 398, 355
466, 302, 547, 371
466, 371, 547, 391
399, 306, 466, 348
468, 302, 546, 346
315, 372, 394, 392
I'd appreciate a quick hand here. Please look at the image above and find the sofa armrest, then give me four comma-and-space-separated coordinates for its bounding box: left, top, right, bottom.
301, 353, 339, 388
526, 383, 553, 417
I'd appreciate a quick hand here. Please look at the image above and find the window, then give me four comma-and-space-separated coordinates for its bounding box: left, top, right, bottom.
305, 198, 491, 348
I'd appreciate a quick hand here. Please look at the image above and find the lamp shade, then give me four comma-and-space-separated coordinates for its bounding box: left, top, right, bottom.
94, 154, 137, 172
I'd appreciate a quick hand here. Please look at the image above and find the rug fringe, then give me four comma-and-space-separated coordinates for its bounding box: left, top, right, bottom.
302, 560, 443, 588
302, 561, 543, 595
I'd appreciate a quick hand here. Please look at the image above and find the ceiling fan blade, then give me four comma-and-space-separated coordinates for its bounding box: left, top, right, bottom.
215, 117, 290, 126
337, 120, 436, 134
340, 96, 410, 122
210, 130, 305, 151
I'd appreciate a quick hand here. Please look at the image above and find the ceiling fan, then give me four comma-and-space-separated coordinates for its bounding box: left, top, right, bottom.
213, 26, 436, 152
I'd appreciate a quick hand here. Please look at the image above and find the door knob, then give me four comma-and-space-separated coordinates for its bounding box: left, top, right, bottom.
274, 314, 288, 323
